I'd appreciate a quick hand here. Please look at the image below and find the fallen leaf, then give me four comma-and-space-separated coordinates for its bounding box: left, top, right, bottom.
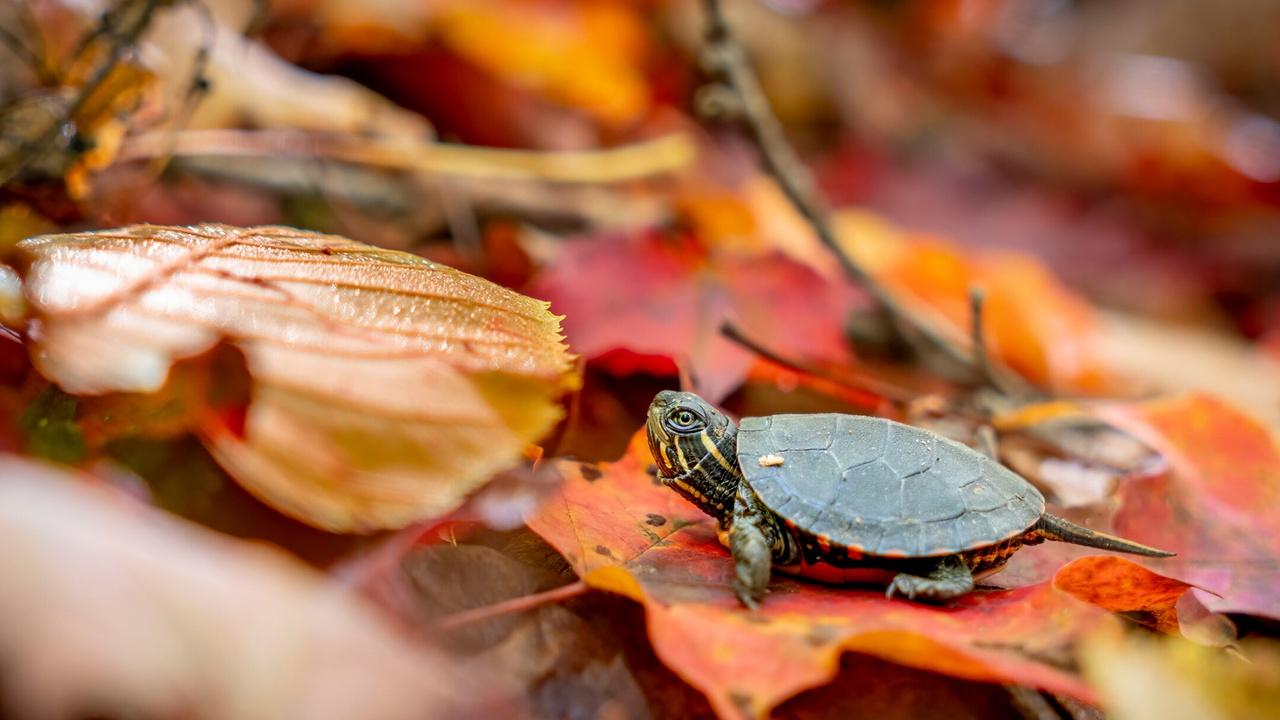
144, 1, 433, 141
15, 224, 578, 531
1095, 394, 1280, 620
0, 454, 507, 720
837, 211, 1109, 392
527, 434, 1114, 719
1095, 310, 1280, 433
530, 231, 859, 402
1054, 556, 1233, 645
776, 652, 1030, 720
1082, 633, 1280, 720
993, 393, 1280, 624
432, 2, 652, 127
288, 0, 653, 127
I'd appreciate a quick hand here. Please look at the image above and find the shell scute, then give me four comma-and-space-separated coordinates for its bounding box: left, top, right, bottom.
883, 424, 935, 477
738, 413, 1045, 557
828, 416, 889, 469
840, 460, 902, 523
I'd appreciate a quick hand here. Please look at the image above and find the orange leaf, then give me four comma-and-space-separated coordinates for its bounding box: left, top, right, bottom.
16, 224, 578, 532
1054, 556, 1197, 636
527, 435, 1111, 719
1095, 394, 1280, 619
838, 211, 1108, 392
435, 2, 651, 126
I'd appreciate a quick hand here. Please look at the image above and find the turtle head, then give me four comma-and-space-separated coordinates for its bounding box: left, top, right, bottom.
645, 390, 741, 522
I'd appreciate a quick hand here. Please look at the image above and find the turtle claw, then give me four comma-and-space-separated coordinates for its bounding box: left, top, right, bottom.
734, 582, 763, 610
885, 576, 917, 601
887, 557, 974, 603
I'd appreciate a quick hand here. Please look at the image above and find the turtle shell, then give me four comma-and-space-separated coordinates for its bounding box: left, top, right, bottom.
737, 414, 1045, 557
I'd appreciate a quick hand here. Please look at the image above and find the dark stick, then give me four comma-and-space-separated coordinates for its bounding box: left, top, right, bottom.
0, 0, 168, 185
433, 580, 588, 631
720, 321, 916, 406
969, 286, 994, 389
698, 0, 980, 377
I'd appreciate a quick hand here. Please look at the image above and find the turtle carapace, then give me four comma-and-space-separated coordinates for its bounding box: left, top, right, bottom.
645, 390, 1173, 608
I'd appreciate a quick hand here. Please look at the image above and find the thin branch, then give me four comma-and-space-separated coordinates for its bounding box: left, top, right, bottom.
0, 22, 41, 71
432, 580, 588, 631
969, 286, 995, 388
697, 0, 982, 378
0, 0, 169, 185
721, 321, 917, 407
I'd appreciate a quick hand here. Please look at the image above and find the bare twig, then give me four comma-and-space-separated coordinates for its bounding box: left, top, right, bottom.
0, 0, 170, 185
0, 22, 41, 71
433, 580, 588, 630
697, 0, 986, 379
969, 286, 1004, 391
975, 423, 999, 461
721, 321, 918, 407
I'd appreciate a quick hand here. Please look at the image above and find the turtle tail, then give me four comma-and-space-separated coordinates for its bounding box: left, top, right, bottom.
1032, 514, 1174, 558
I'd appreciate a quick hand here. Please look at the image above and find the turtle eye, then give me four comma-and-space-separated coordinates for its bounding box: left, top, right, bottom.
666, 408, 705, 433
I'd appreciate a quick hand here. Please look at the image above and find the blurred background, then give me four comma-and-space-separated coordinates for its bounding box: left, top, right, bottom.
4, 0, 1280, 325
3, 2, 1280, 718
6, 0, 1280, 434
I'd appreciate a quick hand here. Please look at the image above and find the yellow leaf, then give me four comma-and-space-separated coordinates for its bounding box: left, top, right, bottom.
16, 224, 578, 532
1083, 632, 1280, 720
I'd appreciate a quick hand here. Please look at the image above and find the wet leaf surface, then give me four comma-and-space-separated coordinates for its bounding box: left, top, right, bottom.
527, 435, 1113, 719
15, 224, 578, 531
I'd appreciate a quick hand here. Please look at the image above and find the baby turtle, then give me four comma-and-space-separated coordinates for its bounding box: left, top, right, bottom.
645, 390, 1173, 608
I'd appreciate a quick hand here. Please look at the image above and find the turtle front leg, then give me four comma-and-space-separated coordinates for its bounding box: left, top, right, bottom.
886, 555, 974, 602
728, 484, 777, 609
730, 513, 771, 609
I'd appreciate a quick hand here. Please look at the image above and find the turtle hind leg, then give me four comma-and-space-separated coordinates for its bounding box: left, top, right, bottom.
886, 555, 974, 602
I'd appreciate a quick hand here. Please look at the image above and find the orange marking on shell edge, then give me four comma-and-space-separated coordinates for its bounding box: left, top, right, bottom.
815, 535, 832, 553
880, 549, 909, 558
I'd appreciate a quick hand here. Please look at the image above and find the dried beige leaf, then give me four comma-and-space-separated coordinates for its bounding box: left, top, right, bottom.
16, 224, 577, 531
0, 455, 506, 720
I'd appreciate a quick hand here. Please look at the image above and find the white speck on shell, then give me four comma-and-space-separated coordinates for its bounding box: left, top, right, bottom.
758, 454, 785, 467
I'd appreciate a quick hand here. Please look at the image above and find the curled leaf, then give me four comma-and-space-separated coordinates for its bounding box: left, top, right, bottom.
1054, 556, 1234, 646
16, 224, 577, 531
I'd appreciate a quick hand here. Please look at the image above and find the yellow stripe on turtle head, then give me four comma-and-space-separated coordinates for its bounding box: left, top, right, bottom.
699, 431, 735, 475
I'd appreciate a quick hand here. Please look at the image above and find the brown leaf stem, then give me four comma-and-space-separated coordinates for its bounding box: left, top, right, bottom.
719, 320, 916, 406
432, 579, 588, 631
